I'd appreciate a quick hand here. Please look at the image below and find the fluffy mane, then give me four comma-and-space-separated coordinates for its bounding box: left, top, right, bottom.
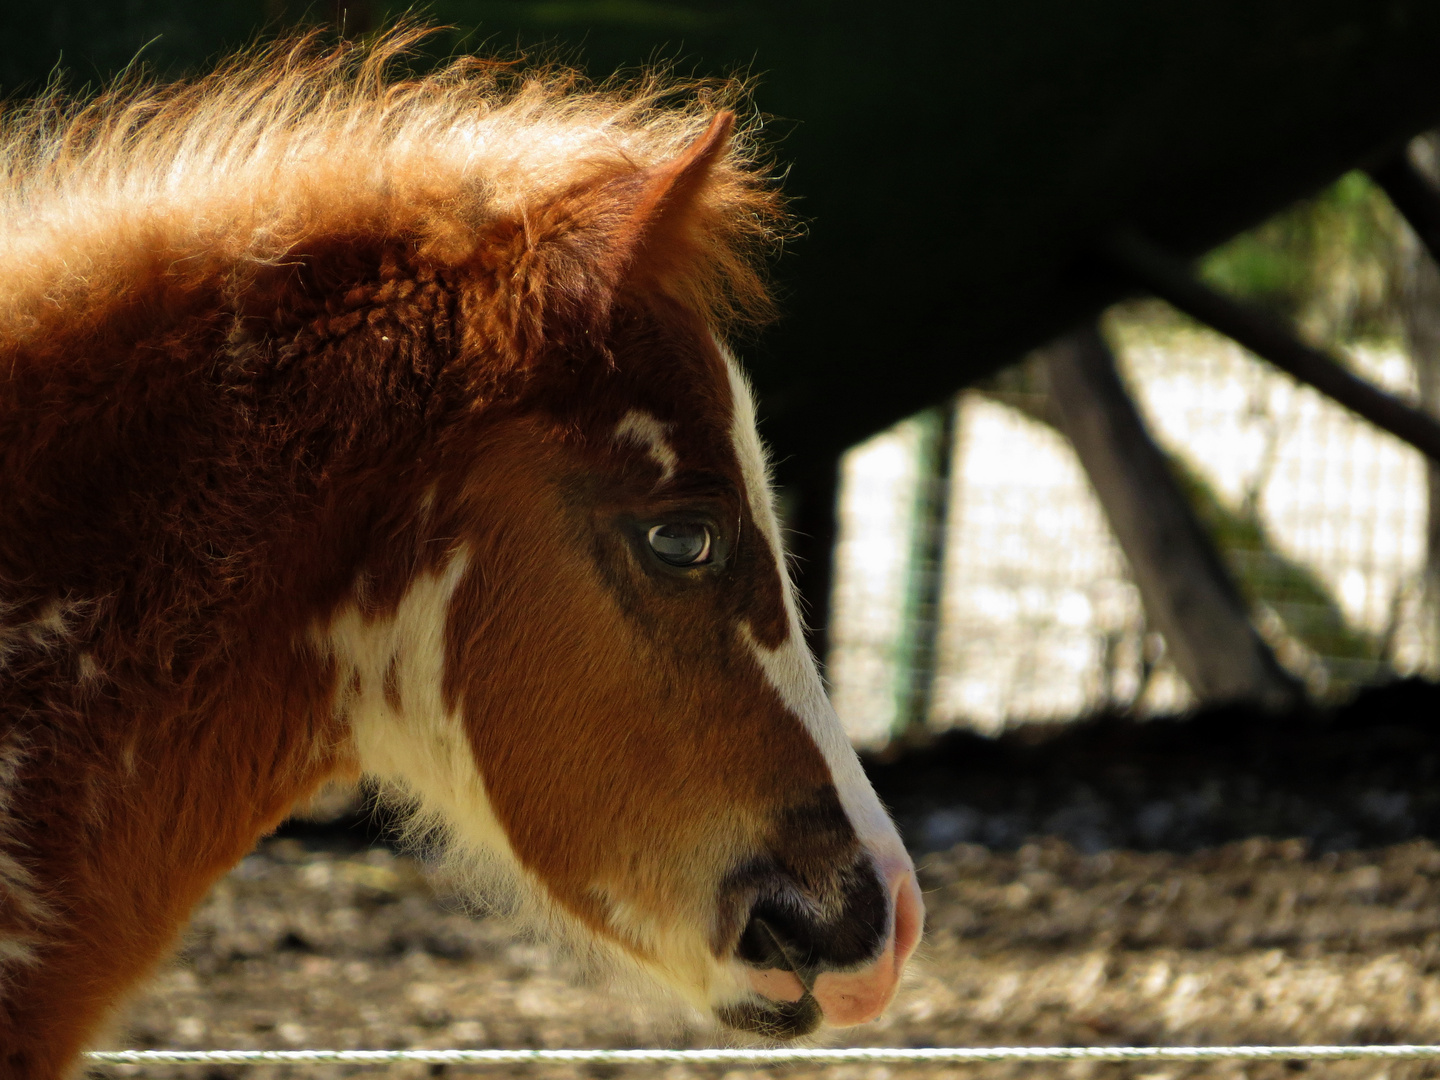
0, 26, 787, 346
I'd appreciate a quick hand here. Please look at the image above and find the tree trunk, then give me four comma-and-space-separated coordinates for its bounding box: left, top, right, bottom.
1042, 323, 1303, 710
1402, 133, 1440, 661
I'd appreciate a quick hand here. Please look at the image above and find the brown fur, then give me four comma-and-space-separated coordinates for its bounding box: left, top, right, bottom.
0, 28, 896, 1078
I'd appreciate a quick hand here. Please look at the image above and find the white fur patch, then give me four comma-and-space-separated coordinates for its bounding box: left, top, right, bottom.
310, 548, 743, 1018
77, 652, 101, 684
586, 879, 753, 1013
0, 738, 51, 993
614, 410, 679, 487
0, 595, 88, 675
721, 351, 910, 869
312, 548, 519, 872
0, 596, 83, 994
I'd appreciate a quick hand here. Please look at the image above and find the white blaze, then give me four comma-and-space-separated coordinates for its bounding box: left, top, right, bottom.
721, 350, 910, 868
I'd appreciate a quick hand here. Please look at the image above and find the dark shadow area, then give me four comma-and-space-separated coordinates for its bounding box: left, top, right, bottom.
867, 678, 1440, 856
272, 792, 405, 854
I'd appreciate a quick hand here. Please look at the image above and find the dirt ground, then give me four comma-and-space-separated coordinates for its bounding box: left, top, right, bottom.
89, 834, 1440, 1080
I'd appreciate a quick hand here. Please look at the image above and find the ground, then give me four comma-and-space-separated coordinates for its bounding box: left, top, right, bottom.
93, 833, 1440, 1080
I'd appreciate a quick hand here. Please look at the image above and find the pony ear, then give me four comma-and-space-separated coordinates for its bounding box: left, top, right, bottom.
490, 111, 738, 362
598, 110, 736, 291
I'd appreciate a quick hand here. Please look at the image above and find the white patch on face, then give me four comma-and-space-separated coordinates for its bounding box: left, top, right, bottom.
613, 409, 679, 487
311, 548, 520, 871
310, 546, 737, 1019
721, 350, 911, 871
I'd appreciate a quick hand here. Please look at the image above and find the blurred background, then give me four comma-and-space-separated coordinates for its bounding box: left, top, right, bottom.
25, 1, 1440, 1071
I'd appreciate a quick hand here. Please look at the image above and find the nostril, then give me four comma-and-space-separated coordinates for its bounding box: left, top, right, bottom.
737, 905, 812, 977
736, 904, 815, 1014
732, 859, 890, 979
737, 913, 785, 969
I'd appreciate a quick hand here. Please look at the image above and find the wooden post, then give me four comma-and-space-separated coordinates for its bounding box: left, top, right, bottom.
895, 401, 958, 740
1043, 324, 1304, 710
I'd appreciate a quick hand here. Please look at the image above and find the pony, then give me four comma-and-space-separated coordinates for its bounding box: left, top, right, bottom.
0, 30, 922, 1077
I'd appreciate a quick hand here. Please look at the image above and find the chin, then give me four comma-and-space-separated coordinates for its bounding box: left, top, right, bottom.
716, 994, 824, 1040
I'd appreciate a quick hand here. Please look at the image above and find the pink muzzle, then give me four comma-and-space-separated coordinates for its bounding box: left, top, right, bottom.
746, 861, 924, 1026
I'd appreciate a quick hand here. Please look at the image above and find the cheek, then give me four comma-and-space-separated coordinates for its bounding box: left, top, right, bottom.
443, 545, 836, 946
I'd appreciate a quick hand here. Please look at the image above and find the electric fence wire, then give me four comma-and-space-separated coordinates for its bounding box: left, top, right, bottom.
85, 1045, 1440, 1067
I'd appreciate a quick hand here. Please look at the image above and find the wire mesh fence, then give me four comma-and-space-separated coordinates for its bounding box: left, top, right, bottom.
828, 306, 1440, 747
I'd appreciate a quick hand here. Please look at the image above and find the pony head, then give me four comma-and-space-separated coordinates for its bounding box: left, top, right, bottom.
308, 101, 922, 1035
0, 31, 921, 1049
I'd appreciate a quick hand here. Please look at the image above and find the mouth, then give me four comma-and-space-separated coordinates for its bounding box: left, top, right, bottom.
716, 993, 823, 1039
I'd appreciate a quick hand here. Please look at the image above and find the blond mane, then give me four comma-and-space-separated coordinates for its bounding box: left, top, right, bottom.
0, 26, 787, 345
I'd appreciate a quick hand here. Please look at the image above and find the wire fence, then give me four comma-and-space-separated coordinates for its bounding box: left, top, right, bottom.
84, 1045, 1440, 1067
828, 310, 1440, 746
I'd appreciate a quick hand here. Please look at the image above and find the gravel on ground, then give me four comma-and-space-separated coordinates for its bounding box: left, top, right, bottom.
93, 836, 1440, 1080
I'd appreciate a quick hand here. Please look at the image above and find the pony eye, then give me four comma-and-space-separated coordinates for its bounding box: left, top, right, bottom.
647, 523, 712, 566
